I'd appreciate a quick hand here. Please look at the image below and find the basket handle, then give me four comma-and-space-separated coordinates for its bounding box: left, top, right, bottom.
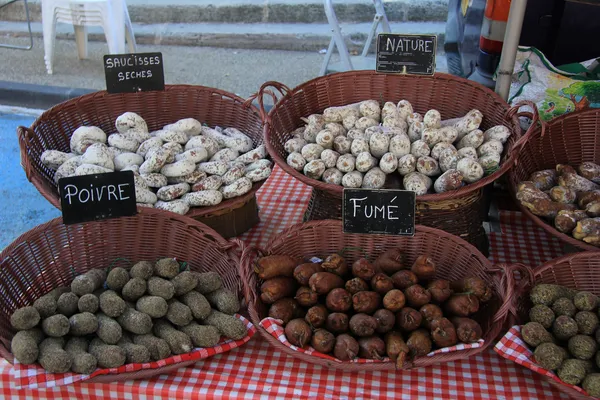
245, 81, 291, 124
511, 263, 538, 325
17, 125, 35, 181
505, 100, 547, 160
489, 263, 535, 329
239, 244, 266, 318
226, 238, 249, 299
226, 238, 247, 265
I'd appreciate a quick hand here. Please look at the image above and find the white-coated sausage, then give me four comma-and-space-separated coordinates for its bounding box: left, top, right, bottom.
41, 150, 76, 170
182, 190, 223, 206
287, 152, 307, 171
192, 175, 223, 192
379, 152, 399, 174
160, 160, 196, 178
246, 166, 272, 182
54, 156, 82, 183
197, 161, 229, 176
236, 145, 267, 165
70, 126, 107, 155
157, 183, 191, 201
116, 112, 148, 135
221, 177, 253, 199
303, 160, 326, 180
362, 167, 386, 189
167, 170, 207, 185
322, 168, 343, 185
114, 152, 144, 171
222, 166, 246, 185
108, 134, 140, 153
155, 199, 190, 215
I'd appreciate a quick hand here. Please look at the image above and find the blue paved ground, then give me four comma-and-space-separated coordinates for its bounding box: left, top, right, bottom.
0, 113, 61, 250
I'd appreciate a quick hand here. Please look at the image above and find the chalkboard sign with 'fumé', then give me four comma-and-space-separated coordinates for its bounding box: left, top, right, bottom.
342, 189, 416, 236
103, 52, 165, 94
376, 34, 437, 75
58, 171, 137, 225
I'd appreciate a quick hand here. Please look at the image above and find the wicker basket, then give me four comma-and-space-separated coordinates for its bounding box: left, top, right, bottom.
259, 71, 535, 252
513, 251, 600, 400
17, 85, 265, 238
0, 207, 244, 383
508, 108, 600, 252
240, 219, 514, 371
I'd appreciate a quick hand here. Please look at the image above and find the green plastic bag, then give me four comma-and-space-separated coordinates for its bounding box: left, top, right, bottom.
509, 46, 600, 121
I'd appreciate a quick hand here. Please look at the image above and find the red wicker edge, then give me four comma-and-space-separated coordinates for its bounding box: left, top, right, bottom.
17, 84, 266, 220
0, 207, 245, 382
260, 72, 534, 202
511, 251, 600, 400
507, 107, 600, 252
240, 219, 515, 371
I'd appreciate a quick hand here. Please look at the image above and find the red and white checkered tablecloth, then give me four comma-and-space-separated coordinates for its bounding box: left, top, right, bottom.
495, 325, 598, 399
0, 166, 574, 399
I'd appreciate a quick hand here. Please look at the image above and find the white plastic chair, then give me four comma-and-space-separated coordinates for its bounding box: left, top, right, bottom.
320, 0, 391, 76
42, 0, 136, 74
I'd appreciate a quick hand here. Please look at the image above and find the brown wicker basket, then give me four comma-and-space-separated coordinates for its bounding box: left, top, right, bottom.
513, 251, 600, 400
0, 207, 244, 383
259, 72, 535, 252
508, 108, 600, 252
17, 85, 265, 238
240, 219, 514, 371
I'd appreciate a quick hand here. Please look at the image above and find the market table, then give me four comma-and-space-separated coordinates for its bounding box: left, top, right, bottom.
0, 166, 573, 399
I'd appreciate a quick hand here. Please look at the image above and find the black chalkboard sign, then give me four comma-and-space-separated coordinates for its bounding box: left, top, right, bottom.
376, 34, 437, 75
103, 52, 165, 94
58, 171, 137, 225
342, 189, 416, 236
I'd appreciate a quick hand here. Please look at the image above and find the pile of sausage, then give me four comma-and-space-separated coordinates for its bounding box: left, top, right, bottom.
41, 112, 271, 214
284, 100, 511, 194
255, 250, 491, 366
517, 162, 600, 246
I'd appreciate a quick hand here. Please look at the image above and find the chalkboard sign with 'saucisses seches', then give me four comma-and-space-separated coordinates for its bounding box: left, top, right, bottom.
58, 171, 137, 225
342, 189, 416, 236
103, 52, 165, 94
376, 34, 437, 75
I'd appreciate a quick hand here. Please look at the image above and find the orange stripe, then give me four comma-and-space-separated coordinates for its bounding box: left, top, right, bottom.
484, 0, 511, 21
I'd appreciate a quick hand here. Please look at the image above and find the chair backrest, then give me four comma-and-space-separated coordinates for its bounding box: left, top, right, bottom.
46, 0, 121, 25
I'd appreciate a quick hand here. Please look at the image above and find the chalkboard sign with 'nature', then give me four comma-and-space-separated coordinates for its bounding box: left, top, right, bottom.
342, 189, 416, 236
376, 33, 437, 75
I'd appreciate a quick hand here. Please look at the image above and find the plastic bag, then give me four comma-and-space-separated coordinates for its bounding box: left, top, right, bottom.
509, 46, 600, 121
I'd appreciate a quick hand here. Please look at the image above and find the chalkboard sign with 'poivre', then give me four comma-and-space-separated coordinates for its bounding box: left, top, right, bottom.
103, 52, 165, 94
58, 171, 137, 225
376, 34, 437, 75
342, 189, 416, 236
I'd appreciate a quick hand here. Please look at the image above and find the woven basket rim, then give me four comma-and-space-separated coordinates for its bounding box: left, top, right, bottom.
86, 359, 198, 383
263, 71, 523, 202
241, 219, 512, 371
510, 250, 600, 400
18, 84, 266, 220
0, 207, 233, 264
512, 252, 600, 326
533, 250, 600, 279
267, 219, 493, 258
508, 107, 600, 252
